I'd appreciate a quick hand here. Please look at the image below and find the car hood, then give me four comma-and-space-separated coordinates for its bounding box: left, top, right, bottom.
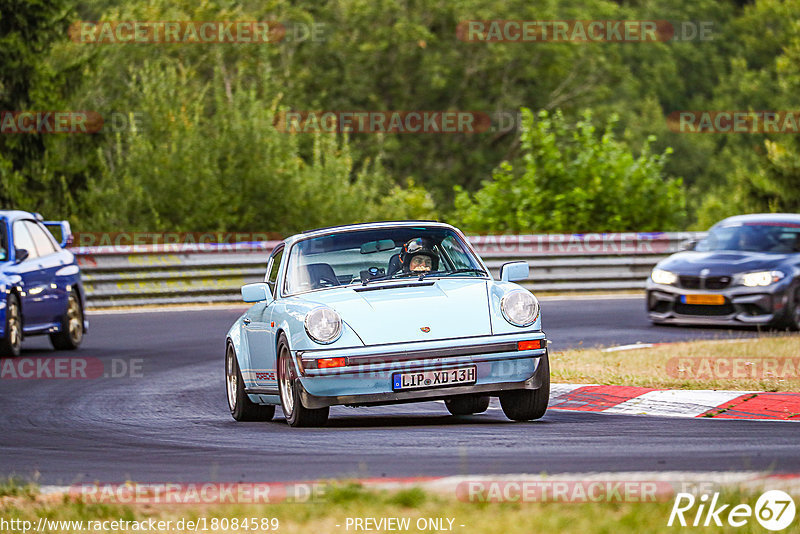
658, 251, 792, 276
296, 279, 492, 345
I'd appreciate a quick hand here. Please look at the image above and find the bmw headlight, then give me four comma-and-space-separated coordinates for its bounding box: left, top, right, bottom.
501, 290, 539, 327
304, 307, 342, 344
651, 268, 678, 285
739, 271, 785, 287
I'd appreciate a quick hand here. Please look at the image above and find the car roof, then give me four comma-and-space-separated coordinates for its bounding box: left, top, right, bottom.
714, 213, 800, 227
0, 210, 36, 223
285, 220, 455, 245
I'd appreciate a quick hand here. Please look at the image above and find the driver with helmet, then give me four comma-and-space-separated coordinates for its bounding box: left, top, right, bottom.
400, 237, 439, 273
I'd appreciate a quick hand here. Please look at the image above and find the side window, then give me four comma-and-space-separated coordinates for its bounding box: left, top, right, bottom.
266, 248, 283, 297
12, 221, 38, 260
25, 221, 58, 257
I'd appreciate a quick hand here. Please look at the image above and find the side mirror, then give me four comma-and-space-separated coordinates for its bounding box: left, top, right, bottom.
680, 239, 698, 251
43, 221, 73, 248
241, 282, 272, 303
500, 261, 529, 282
14, 248, 29, 264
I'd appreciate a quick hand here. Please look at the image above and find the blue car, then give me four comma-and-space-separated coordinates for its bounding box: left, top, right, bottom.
225, 221, 549, 427
0, 210, 87, 357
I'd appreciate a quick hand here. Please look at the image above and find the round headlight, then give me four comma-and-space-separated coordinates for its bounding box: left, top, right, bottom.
501, 290, 539, 327
304, 307, 342, 344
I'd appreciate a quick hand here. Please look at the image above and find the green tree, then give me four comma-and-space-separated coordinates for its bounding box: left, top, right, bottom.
453, 108, 685, 233
0, 0, 74, 207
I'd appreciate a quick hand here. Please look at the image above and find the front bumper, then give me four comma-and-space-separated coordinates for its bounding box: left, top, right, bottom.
293, 332, 548, 409
646, 282, 792, 326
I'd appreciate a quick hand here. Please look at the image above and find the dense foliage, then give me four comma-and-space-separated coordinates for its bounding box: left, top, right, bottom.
0, 0, 798, 234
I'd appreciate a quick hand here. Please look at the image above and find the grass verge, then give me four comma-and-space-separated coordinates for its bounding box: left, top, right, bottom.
551, 334, 800, 391
2, 479, 798, 534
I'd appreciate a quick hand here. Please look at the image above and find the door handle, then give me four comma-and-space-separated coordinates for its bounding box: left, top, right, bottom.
243, 317, 251, 325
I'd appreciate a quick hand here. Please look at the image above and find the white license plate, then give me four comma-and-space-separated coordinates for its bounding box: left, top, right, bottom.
392, 366, 477, 391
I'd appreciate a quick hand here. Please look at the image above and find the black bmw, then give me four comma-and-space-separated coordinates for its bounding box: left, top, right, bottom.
647, 213, 800, 329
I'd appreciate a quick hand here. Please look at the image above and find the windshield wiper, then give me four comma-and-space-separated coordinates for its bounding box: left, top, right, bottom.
360, 271, 418, 286
439, 268, 488, 277
418, 268, 488, 280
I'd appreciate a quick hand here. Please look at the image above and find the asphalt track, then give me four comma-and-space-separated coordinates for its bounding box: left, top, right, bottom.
1, 296, 797, 485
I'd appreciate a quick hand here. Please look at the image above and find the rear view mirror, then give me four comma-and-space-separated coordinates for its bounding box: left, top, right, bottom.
680, 239, 697, 251
241, 283, 272, 303
360, 239, 395, 254
14, 248, 29, 264
500, 261, 529, 282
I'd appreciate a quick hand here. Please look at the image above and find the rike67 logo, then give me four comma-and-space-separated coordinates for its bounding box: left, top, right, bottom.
668, 490, 796, 531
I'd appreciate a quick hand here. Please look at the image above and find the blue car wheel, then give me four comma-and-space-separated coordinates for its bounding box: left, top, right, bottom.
0, 293, 22, 358
498, 352, 550, 421
49, 290, 84, 350
277, 333, 329, 427
225, 342, 275, 422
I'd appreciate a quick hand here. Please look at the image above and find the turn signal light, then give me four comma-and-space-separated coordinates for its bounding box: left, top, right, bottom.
517, 340, 543, 351
317, 357, 347, 369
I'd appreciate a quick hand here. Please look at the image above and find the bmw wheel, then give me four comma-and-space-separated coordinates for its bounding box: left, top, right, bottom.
0, 293, 22, 358
226, 341, 275, 421
788, 288, 800, 331
50, 290, 84, 350
277, 333, 328, 427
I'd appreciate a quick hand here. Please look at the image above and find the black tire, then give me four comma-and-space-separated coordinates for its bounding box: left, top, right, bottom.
445, 394, 490, 415
277, 333, 328, 427
0, 293, 22, 358
784, 288, 800, 331
50, 290, 84, 350
499, 353, 550, 421
226, 341, 275, 422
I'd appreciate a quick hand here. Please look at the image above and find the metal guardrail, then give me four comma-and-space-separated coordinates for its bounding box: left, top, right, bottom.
71, 232, 705, 308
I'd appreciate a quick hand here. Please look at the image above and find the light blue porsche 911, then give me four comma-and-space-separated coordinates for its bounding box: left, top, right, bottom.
225, 221, 549, 427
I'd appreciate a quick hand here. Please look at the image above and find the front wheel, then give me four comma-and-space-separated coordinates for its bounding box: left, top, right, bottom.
50, 290, 84, 350
784, 288, 800, 331
499, 353, 550, 421
277, 334, 328, 427
226, 342, 275, 421
445, 394, 490, 415
0, 293, 22, 358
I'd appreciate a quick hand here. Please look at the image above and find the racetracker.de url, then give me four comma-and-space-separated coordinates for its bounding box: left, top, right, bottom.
0, 517, 280, 533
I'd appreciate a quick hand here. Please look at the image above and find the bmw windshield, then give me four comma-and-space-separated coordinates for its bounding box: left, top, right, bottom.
696, 223, 800, 253
283, 226, 487, 296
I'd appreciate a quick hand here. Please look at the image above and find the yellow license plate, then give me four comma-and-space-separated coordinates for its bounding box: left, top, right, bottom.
683, 294, 725, 305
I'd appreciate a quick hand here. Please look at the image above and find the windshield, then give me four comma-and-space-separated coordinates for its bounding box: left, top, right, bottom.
283, 226, 486, 296
696, 223, 800, 253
